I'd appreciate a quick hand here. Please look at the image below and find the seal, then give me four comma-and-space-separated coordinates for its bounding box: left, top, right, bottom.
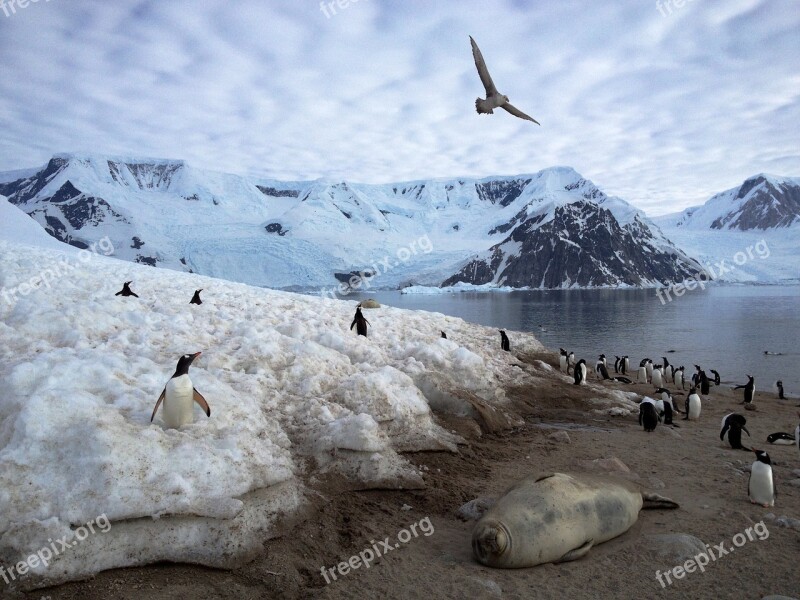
471, 472, 678, 568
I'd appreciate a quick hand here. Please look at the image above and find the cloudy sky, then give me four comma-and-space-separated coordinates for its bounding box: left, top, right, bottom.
0, 0, 797, 215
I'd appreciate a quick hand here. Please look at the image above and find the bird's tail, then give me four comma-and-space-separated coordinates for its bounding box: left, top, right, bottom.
475, 98, 492, 114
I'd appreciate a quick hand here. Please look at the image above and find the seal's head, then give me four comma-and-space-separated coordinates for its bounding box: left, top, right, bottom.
472, 519, 512, 566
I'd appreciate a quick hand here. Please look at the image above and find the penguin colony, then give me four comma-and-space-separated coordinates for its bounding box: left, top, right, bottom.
120, 279, 796, 509
556, 344, 797, 508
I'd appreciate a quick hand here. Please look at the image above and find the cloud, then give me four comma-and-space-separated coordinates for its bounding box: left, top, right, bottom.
0, 0, 797, 215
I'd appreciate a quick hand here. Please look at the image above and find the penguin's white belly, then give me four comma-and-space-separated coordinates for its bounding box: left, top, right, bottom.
163, 375, 195, 428
674, 372, 682, 386
652, 370, 663, 387
749, 463, 774, 506
559, 356, 567, 372
637, 367, 647, 382
688, 396, 701, 419
579, 364, 587, 384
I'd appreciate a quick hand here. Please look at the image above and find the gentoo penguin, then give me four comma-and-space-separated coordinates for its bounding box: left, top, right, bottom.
683, 387, 701, 420
661, 357, 672, 381
150, 352, 210, 428
766, 432, 796, 445
695, 366, 710, 395
597, 363, 611, 380
776, 380, 785, 400
573, 359, 587, 385
614, 356, 621, 373
612, 376, 633, 384
655, 387, 681, 423
499, 330, 510, 352
441, 331, 447, 339
645, 359, 654, 382
350, 306, 370, 337
735, 375, 755, 405
622, 356, 629, 375
190, 289, 203, 305
559, 348, 569, 373
636, 365, 648, 383
651, 365, 663, 389
639, 397, 660, 432
673, 366, 685, 390
719, 413, 750, 450
748, 450, 776, 507
595, 355, 607, 377
115, 281, 139, 297
567, 351, 576, 374
710, 369, 721, 386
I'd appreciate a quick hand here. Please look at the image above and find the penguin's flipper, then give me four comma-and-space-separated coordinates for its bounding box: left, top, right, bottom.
720, 423, 730, 441
131, 292, 139, 298
193, 389, 211, 417
743, 426, 751, 437
151, 388, 166, 422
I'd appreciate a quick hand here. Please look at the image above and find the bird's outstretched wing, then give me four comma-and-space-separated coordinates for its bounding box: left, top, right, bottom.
193, 388, 211, 417
502, 102, 540, 125
470, 36, 497, 96
150, 388, 166, 422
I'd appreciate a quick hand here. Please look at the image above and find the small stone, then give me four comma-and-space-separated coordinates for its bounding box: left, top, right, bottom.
548, 431, 571, 444
401, 504, 412, 511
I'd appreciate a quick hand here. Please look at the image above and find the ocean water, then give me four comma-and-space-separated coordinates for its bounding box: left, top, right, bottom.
343, 286, 800, 396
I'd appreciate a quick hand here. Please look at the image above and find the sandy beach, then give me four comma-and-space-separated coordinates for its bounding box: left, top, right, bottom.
22, 351, 800, 600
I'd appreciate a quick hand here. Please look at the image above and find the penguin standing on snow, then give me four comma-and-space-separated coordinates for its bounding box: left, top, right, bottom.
639, 397, 660, 432
499, 330, 510, 352
573, 359, 587, 385
350, 306, 371, 337
735, 375, 755, 405
150, 352, 211, 428
115, 281, 139, 297
748, 450, 776, 507
719, 413, 750, 450
683, 387, 701, 420
559, 348, 569, 373
190, 289, 203, 305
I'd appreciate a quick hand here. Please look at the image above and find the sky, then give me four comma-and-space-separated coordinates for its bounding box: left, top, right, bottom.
0, 0, 798, 216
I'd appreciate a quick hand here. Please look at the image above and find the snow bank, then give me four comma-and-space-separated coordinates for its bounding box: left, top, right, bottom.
0, 217, 544, 589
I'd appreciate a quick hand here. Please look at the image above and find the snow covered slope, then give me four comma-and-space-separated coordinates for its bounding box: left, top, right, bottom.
0, 217, 554, 588
0, 155, 699, 291
654, 174, 800, 284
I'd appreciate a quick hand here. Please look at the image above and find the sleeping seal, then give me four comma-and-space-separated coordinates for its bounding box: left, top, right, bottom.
472, 472, 678, 568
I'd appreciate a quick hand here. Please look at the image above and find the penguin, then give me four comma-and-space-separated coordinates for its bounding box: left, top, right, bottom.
695, 366, 710, 395
748, 450, 776, 507
622, 356, 629, 375
499, 330, 510, 352
597, 363, 611, 380
559, 348, 569, 373
441, 331, 447, 339
645, 359, 654, 382
115, 281, 139, 297
683, 387, 701, 420
350, 306, 371, 337
673, 366, 685, 390
190, 289, 203, 305
150, 352, 210, 428
614, 356, 621, 373
567, 351, 576, 374
710, 369, 721, 386
651, 365, 663, 389
766, 432, 796, 445
612, 376, 633, 384
735, 375, 755, 405
636, 366, 648, 383
573, 359, 587, 385
639, 397, 660, 432
661, 357, 672, 381
719, 413, 750, 450
776, 380, 785, 400
655, 387, 682, 420
595, 356, 606, 377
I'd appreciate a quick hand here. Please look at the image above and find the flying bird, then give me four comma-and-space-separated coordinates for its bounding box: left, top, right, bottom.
469, 35, 540, 125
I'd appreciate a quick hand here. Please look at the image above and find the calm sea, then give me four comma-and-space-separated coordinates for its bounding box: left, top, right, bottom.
342, 286, 800, 396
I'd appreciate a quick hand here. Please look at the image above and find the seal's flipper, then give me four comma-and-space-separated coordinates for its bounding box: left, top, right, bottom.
641, 493, 679, 509
555, 539, 593, 563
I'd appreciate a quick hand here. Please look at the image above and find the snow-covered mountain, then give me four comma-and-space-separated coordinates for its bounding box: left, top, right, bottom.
653, 174, 800, 285
656, 174, 800, 231
0, 154, 708, 291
